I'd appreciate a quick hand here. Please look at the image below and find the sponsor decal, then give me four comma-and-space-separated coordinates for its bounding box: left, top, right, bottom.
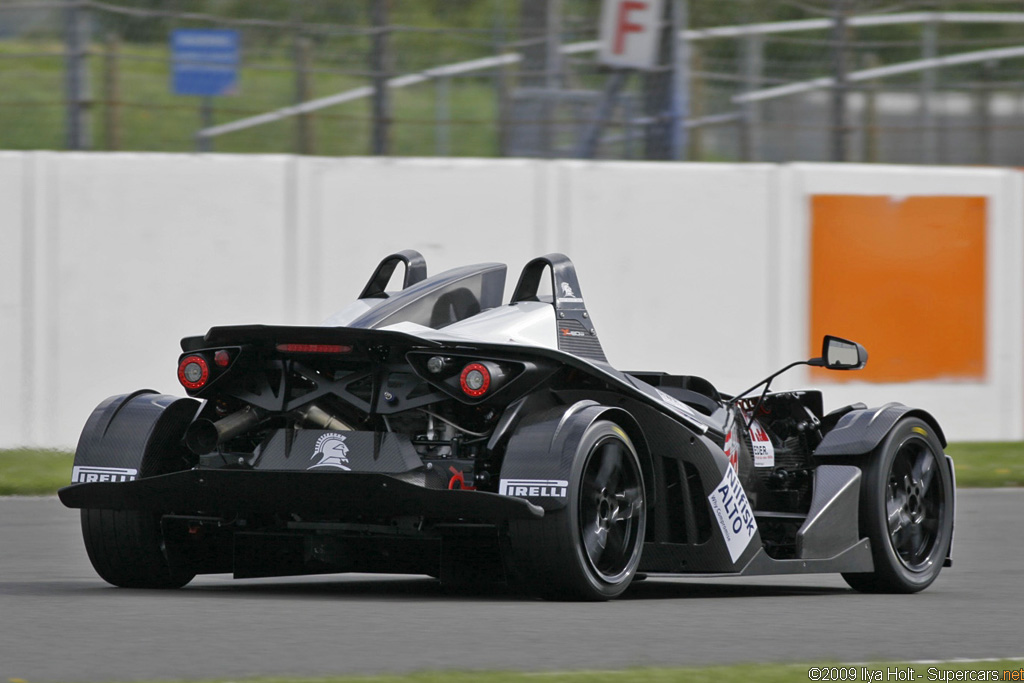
707, 464, 757, 563
499, 478, 569, 498
561, 328, 587, 337
556, 281, 584, 304
71, 466, 138, 484
742, 412, 775, 468
723, 411, 740, 472
309, 433, 351, 470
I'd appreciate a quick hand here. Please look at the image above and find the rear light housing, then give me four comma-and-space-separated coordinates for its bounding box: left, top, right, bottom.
178, 355, 210, 390
407, 352, 520, 403
460, 363, 491, 397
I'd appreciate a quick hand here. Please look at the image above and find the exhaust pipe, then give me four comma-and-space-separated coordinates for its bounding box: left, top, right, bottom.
186, 406, 262, 455
186, 403, 349, 455
293, 404, 351, 431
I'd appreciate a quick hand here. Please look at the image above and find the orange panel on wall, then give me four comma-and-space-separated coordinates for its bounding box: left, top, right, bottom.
810, 195, 986, 383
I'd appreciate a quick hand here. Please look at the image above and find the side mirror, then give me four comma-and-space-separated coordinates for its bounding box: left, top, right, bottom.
811, 335, 868, 370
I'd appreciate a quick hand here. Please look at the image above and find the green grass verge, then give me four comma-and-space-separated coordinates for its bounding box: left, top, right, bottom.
0, 448, 74, 496
945, 441, 1024, 488
2, 442, 1022, 497
8, 660, 1023, 683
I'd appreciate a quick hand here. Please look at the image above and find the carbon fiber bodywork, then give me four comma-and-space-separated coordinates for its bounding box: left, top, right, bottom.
59, 250, 954, 596
816, 402, 947, 455
71, 391, 200, 480
61, 469, 543, 521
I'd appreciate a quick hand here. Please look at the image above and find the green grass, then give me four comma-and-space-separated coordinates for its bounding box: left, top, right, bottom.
3, 442, 1023, 497
0, 448, 74, 496
945, 441, 1024, 488
8, 660, 1023, 683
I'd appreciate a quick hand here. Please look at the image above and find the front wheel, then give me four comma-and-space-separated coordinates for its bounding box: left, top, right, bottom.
82, 509, 194, 589
842, 417, 953, 593
508, 420, 647, 601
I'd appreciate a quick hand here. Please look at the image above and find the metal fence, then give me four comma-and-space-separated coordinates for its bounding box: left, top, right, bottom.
3, 0, 1024, 164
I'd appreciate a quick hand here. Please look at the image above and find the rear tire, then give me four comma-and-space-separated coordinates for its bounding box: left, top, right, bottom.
81, 509, 194, 589
842, 417, 953, 593
508, 420, 646, 601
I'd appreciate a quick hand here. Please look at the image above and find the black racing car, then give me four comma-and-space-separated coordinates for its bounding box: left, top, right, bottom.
59, 250, 955, 600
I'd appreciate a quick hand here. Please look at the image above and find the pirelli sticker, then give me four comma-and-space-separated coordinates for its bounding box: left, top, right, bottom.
72, 466, 138, 483
707, 464, 757, 563
499, 479, 568, 498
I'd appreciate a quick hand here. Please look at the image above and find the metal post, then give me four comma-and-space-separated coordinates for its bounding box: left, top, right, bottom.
198, 98, 214, 152
64, 0, 91, 150
643, 0, 688, 160
862, 53, 880, 163
672, 0, 690, 160
919, 18, 938, 164
544, 0, 562, 90
435, 76, 451, 156
689, 43, 703, 160
517, 0, 561, 157
740, 32, 764, 161
575, 70, 627, 159
623, 95, 636, 159
103, 32, 119, 151
518, 0, 547, 87
830, 0, 849, 162
295, 37, 314, 155
492, 0, 509, 156
543, 0, 562, 157
978, 60, 996, 165
370, 0, 391, 156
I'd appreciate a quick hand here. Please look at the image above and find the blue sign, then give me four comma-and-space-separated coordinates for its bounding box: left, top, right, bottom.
171, 29, 239, 97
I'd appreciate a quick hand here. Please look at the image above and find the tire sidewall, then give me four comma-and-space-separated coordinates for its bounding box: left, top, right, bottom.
864, 417, 953, 591
563, 420, 647, 599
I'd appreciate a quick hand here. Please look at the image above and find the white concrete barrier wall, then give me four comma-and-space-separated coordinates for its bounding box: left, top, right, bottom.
2, 152, 1020, 447
0, 154, 29, 449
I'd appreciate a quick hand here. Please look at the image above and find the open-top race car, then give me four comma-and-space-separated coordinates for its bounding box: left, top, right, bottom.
59, 251, 955, 600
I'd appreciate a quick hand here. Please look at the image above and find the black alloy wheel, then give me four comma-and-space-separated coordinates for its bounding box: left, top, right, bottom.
886, 436, 943, 571
577, 431, 645, 587
843, 417, 953, 593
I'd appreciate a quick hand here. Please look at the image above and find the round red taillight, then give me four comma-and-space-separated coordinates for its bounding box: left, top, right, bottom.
459, 363, 491, 398
213, 349, 231, 367
178, 355, 210, 390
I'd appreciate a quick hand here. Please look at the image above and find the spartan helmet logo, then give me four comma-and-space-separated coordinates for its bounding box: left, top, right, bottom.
309, 433, 351, 470
560, 282, 576, 298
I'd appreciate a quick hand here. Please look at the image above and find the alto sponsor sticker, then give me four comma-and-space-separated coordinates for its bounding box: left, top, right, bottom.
499, 479, 569, 498
71, 466, 138, 483
707, 464, 757, 563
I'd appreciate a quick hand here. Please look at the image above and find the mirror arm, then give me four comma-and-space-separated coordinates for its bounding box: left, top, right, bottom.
744, 379, 775, 430
806, 356, 826, 367
728, 360, 811, 407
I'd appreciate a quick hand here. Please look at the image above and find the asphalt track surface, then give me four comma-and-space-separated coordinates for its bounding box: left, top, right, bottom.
2, 490, 1022, 683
